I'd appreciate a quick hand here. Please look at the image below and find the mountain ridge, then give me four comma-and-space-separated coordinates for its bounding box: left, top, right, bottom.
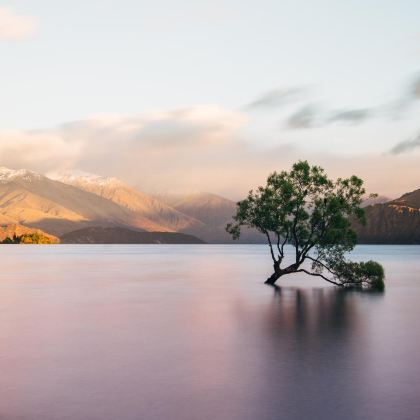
56, 173, 206, 233
356, 189, 420, 244
1, 166, 419, 244
0, 172, 139, 235
0, 167, 239, 242
158, 192, 265, 243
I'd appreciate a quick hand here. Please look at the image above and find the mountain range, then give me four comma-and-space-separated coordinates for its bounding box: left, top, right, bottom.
0, 167, 262, 243
0, 166, 419, 244
356, 189, 420, 244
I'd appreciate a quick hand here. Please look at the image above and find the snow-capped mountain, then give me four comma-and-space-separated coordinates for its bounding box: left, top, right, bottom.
0, 167, 139, 235
0, 167, 264, 242
56, 172, 205, 233
56, 172, 123, 189
0, 167, 205, 238
0, 167, 43, 183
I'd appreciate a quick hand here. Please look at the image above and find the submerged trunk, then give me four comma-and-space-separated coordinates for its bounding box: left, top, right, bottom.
265, 272, 281, 285
265, 263, 299, 285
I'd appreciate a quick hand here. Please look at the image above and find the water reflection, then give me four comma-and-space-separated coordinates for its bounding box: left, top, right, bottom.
0, 245, 419, 420
249, 288, 366, 419
269, 286, 357, 331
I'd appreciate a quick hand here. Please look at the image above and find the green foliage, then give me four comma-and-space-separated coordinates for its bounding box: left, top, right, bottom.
327, 259, 385, 291
1, 232, 55, 244
227, 160, 385, 290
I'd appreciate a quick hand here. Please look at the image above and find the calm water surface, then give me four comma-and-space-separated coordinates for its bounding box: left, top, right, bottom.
0, 245, 419, 420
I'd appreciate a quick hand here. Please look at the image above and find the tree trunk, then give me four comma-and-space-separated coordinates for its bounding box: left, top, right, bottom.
265, 271, 281, 285
264, 263, 299, 285
265, 262, 283, 285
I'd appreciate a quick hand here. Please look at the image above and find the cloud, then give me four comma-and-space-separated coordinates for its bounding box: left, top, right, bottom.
412, 73, 420, 99
386, 72, 420, 117
328, 108, 372, 124
384, 72, 420, 117
274, 71, 420, 131
0, 130, 82, 171
390, 133, 420, 154
285, 105, 375, 130
0, 8, 36, 40
0, 106, 252, 194
54, 106, 246, 153
0, 105, 418, 199
245, 87, 307, 110
286, 105, 319, 129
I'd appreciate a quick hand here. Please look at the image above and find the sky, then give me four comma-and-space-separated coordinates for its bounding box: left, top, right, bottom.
0, 0, 419, 198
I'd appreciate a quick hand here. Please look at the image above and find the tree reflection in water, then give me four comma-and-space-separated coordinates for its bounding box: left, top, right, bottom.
236, 286, 385, 420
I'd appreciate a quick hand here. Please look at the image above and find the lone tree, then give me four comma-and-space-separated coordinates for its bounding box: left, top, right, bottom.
227, 161, 384, 290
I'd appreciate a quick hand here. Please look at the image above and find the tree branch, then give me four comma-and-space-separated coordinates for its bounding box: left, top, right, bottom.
294, 269, 343, 286
276, 232, 282, 258
306, 256, 338, 277
264, 231, 277, 263
291, 214, 301, 264
280, 231, 289, 256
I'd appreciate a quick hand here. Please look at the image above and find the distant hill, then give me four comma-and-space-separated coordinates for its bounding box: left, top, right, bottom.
392, 189, 420, 208
159, 192, 265, 243
361, 195, 391, 207
60, 226, 205, 244
163, 192, 236, 227
356, 189, 420, 244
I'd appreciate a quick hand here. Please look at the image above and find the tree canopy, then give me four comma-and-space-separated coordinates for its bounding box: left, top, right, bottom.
227, 160, 384, 290
1, 232, 56, 244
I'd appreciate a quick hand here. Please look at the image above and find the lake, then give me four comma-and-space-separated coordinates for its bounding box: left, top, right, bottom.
0, 245, 419, 420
